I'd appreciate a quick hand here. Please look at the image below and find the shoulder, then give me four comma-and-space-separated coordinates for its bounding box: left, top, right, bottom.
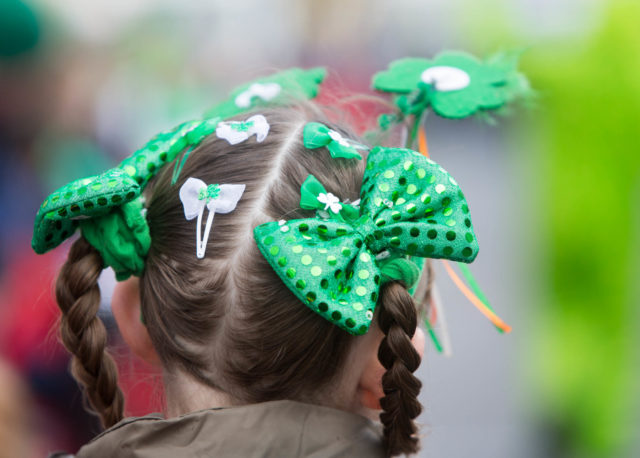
76, 401, 385, 458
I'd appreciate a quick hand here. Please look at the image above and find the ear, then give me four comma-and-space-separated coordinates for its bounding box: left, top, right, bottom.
111, 277, 160, 365
357, 326, 426, 410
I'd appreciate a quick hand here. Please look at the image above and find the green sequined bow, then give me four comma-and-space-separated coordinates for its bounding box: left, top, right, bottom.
303, 122, 365, 160
204, 67, 326, 120
32, 116, 220, 280
254, 146, 479, 335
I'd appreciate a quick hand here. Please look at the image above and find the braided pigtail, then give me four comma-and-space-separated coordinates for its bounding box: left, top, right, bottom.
55, 237, 125, 428
377, 281, 423, 456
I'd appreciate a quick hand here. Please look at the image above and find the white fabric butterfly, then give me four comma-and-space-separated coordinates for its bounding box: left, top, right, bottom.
234, 83, 281, 108
179, 177, 245, 259
215, 114, 270, 145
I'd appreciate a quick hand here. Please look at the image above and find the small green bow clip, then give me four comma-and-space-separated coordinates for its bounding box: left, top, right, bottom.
32, 116, 220, 280
303, 122, 366, 160
372, 50, 531, 120
204, 67, 327, 119
254, 146, 479, 335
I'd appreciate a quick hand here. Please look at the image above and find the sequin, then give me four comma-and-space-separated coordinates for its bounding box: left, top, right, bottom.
378, 183, 390, 192
298, 223, 309, 232
406, 203, 416, 214
391, 227, 402, 236
410, 228, 420, 237
359, 252, 371, 262
443, 207, 453, 216
341, 247, 351, 257
366, 310, 373, 320
331, 311, 342, 320
296, 279, 306, 289
286, 268, 296, 278
403, 161, 414, 171
292, 245, 303, 253
465, 232, 474, 243
327, 255, 337, 265
446, 231, 456, 241
443, 246, 453, 256
462, 247, 473, 257
407, 184, 417, 195
446, 219, 456, 226
269, 246, 280, 255
358, 270, 370, 279
435, 184, 446, 194
311, 266, 322, 276
301, 254, 312, 265
420, 194, 431, 204
345, 318, 356, 328
396, 197, 406, 205
427, 229, 437, 239
277, 257, 287, 267
306, 291, 316, 302
384, 170, 395, 179
356, 286, 367, 296
318, 302, 329, 312
416, 168, 426, 179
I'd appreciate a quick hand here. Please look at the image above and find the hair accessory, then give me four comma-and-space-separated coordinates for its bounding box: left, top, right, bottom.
215, 114, 270, 145
235, 82, 281, 108
204, 67, 326, 119
179, 177, 245, 259
254, 146, 479, 335
372, 50, 531, 120
32, 116, 220, 277
303, 122, 366, 160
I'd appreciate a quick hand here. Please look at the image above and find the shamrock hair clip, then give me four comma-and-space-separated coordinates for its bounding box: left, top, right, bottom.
253, 146, 512, 336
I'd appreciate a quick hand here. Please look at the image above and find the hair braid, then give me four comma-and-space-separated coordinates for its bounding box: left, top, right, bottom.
55, 237, 125, 428
377, 281, 423, 456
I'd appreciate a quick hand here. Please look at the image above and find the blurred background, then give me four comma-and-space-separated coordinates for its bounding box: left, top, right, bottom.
0, 0, 638, 456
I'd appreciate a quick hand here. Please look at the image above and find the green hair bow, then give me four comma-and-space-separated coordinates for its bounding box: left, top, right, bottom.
254, 146, 479, 335
303, 122, 366, 160
32, 116, 220, 280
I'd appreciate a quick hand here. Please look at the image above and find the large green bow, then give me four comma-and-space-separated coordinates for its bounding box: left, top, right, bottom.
254, 146, 479, 335
32, 116, 220, 279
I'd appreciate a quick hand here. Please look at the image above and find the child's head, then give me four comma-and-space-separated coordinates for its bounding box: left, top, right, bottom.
54, 104, 427, 456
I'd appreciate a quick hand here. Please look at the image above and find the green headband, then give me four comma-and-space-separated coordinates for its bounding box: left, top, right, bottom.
32, 116, 220, 280
254, 146, 478, 335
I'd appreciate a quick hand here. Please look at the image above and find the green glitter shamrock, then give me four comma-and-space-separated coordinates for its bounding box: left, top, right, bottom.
204, 67, 327, 119
198, 184, 221, 203
372, 50, 530, 119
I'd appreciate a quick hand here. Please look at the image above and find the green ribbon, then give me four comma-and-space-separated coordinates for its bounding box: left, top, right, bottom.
303, 122, 365, 160
254, 146, 479, 335
81, 198, 150, 281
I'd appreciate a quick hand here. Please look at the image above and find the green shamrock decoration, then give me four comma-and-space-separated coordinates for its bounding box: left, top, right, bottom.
254, 146, 479, 335
32, 116, 221, 279
204, 67, 327, 119
372, 50, 530, 119
303, 122, 366, 160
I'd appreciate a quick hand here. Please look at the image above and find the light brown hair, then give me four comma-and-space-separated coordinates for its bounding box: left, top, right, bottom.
55, 104, 426, 456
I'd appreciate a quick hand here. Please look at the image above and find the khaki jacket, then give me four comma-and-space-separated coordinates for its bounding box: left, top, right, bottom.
75, 400, 385, 457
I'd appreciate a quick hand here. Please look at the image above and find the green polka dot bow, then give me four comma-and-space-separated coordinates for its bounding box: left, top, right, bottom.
254, 146, 479, 335
32, 116, 220, 280
303, 122, 367, 160
204, 67, 326, 120
372, 50, 531, 120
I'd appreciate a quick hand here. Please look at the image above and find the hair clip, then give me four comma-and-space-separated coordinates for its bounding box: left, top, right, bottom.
179, 177, 245, 259
303, 122, 366, 160
215, 114, 270, 145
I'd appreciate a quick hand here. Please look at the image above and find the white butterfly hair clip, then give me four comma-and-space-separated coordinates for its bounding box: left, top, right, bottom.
179, 177, 246, 259
215, 114, 270, 145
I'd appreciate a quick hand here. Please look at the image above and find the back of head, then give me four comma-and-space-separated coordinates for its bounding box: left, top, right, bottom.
54, 103, 424, 456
